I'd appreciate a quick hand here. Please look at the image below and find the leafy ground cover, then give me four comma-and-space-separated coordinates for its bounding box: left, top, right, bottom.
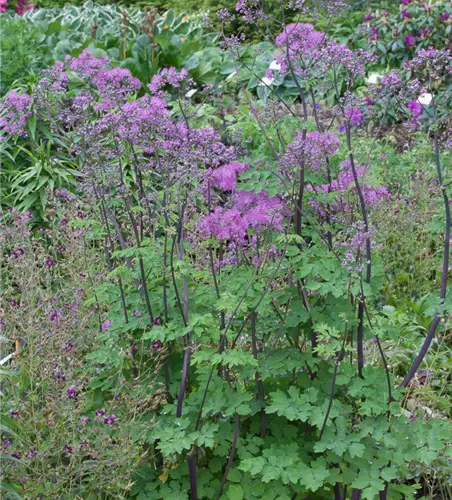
0, 1, 451, 499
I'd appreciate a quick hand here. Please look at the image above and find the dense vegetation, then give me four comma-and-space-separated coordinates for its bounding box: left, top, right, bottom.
1, 1, 451, 499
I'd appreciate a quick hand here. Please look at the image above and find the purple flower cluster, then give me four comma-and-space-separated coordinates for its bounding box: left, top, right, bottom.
210, 162, 249, 191
199, 190, 285, 245
344, 107, 365, 127
282, 131, 340, 172
307, 159, 389, 217
0, 91, 33, 137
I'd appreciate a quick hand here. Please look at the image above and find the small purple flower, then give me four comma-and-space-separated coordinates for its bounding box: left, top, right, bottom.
49, 311, 58, 322
80, 416, 90, 424
21, 477, 29, 483
101, 320, 112, 332
54, 365, 66, 381
408, 100, 422, 117
2, 439, 12, 451
153, 316, 162, 326
364, 96, 373, 106
370, 338, 378, 345
56, 246, 66, 253
55, 188, 71, 199
363, 13, 373, 22
45, 257, 56, 267
79, 273, 87, 278
418, 27, 430, 38
404, 34, 416, 47
401, 10, 411, 19
369, 27, 378, 41
409, 413, 418, 423
79, 440, 89, 449
9, 410, 19, 419
13, 247, 25, 258
104, 414, 116, 425
401, 0, 412, 4
11, 452, 21, 460
132, 309, 142, 317
152, 341, 163, 350
338, 124, 345, 133
440, 12, 450, 21
25, 448, 37, 459
67, 385, 76, 400
420, 368, 433, 377
130, 342, 137, 353
8, 299, 19, 307
64, 445, 73, 454
76, 211, 85, 219
95, 409, 106, 417
62, 342, 74, 352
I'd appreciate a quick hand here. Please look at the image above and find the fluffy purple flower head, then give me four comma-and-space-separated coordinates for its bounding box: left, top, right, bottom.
69, 49, 109, 78
345, 107, 365, 127
199, 190, 285, 245
401, 10, 411, 19
440, 12, 450, 21
210, 162, 249, 191
363, 13, 373, 22
407, 100, 422, 117
148, 67, 190, 94
95, 409, 106, 417
275, 23, 327, 73
283, 131, 340, 171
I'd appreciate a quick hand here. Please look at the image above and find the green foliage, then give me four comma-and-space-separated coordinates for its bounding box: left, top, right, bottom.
0, 17, 52, 96
1, 2, 452, 499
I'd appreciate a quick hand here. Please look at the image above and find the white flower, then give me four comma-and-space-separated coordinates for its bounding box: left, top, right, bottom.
226, 71, 237, 80
260, 76, 274, 86
269, 60, 281, 71
366, 73, 383, 84
418, 92, 432, 105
